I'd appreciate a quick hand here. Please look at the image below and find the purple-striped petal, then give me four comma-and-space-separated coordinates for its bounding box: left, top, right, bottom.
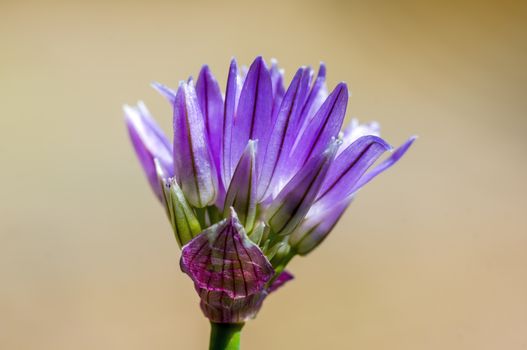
221, 59, 246, 186
151, 82, 177, 104
124, 102, 173, 200
231, 57, 273, 177
287, 83, 348, 181
269, 59, 286, 125
258, 67, 312, 200
349, 136, 416, 194
295, 63, 328, 139
290, 196, 353, 255
316, 135, 391, 206
264, 139, 340, 237
221, 59, 238, 188
180, 209, 274, 299
173, 81, 218, 208
196, 65, 224, 175
224, 140, 258, 231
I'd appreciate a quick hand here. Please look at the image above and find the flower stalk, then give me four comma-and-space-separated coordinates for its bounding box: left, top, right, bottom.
209, 323, 244, 350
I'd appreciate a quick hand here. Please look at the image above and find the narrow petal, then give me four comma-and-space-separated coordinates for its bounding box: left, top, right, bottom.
231, 56, 273, 177
295, 63, 328, 139
289, 196, 353, 255
287, 83, 349, 181
269, 59, 285, 97
316, 135, 391, 205
124, 102, 173, 199
180, 209, 274, 299
196, 65, 223, 174
222, 59, 239, 187
173, 81, 218, 207
151, 82, 177, 104
264, 139, 340, 237
348, 136, 416, 194
224, 140, 258, 232
269, 58, 286, 124
258, 67, 312, 200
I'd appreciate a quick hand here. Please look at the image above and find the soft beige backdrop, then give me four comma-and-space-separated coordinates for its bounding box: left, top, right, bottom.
1, 0, 526, 349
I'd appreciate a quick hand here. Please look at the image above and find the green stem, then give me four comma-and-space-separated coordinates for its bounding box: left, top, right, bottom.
209, 322, 244, 350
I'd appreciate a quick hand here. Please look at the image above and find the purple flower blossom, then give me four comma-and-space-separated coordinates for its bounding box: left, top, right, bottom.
125, 56, 414, 324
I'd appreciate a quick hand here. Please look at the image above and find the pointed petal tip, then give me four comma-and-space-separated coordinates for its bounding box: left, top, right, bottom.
123, 101, 150, 120
336, 81, 348, 91
136, 100, 147, 110
123, 104, 143, 126
151, 82, 177, 102
329, 82, 349, 100
122, 103, 135, 117
198, 64, 215, 79
318, 62, 327, 76
251, 55, 266, 68
355, 135, 393, 151
391, 135, 417, 158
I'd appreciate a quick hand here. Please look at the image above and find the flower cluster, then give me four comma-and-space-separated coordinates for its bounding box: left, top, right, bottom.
125, 56, 414, 324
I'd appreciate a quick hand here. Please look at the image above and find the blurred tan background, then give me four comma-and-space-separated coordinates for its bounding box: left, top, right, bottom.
1, 0, 526, 349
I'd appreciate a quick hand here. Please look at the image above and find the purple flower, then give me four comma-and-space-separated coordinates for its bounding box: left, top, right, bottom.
125, 56, 414, 324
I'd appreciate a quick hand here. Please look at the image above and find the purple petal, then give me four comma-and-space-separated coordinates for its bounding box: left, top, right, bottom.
221, 59, 238, 188
316, 135, 391, 205
268, 270, 294, 293
151, 82, 177, 104
264, 139, 340, 237
349, 136, 417, 193
173, 81, 218, 207
196, 65, 224, 175
258, 67, 312, 200
231, 57, 273, 178
295, 63, 328, 139
269, 59, 285, 97
288, 83, 349, 181
224, 140, 258, 231
180, 209, 274, 299
269, 59, 286, 124
290, 196, 353, 255
124, 102, 173, 199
